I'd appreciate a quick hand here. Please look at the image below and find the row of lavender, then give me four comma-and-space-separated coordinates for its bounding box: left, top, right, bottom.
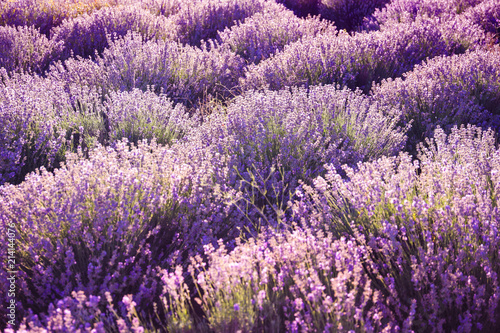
2, 0, 498, 83
2, 116, 500, 331
0, 0, 335, 74
1, 0, 500, 332
3, 0, 499, 186
0, 0, 390, 40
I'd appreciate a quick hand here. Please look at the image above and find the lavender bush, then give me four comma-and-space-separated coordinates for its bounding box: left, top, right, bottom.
2, 0, 500, 332
9, 291, 144, 332
50, 5, 174, 61
362, 0, 491, 52
103, 88, 199, 146
188, 84, 407, 232
0, 73, 72, 185
0, 25, 63, 74
240, 16, 479, 93
168, 125, 500, 332
0, 71, 198, 186
217, 2, 335, 64
161, 0, 270, 47
0, 0, 115, 36
292, 125, 500, 331
371, 47, 500, 150
0, 136, 242, 327
365, 0, 482, 27
463, 0, 500, 40
56, 85, 199, 149
49, 31, 245, 107
318, 0, 391, 31
181, 227, 392, 332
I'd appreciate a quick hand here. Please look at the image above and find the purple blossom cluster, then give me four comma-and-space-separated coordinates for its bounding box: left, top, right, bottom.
371, 47, 500, 150
189, 85, 407, 229
162, 125, 500, 332
159, 0, 270, 47
50, 5, 174, 61
363, 0, 497, 51
463, 0, 500, 39
292, 125, 500, 331
0, 136, 243, 326
240, 14, 483, 93
0, 0, 115, 36
2, 0, 500, 332
0, 25, 63, 74
182, 228, 388, 332
48, 31, 245, 107
0, 140, 180, 316
0, 73, 198, 185
217, 2, 335, 64
0, 74, 71, 185
10, 291, 143, 332
366, 0, 483, 27
318, 0, 391, 31
103, 88, 199, 146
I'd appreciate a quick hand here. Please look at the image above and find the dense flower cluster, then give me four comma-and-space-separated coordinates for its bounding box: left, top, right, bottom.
159, 125, 500, 332
184, 228, 390, 332
240, 15, 484, 93
1, 0, 500, 332
0, 136, 243, 322
217, 2, 335, 64
49, 31, 245, 107
463, 0, 500, 38
366, 0, 483, 26
371, 47, 500, 150
0, 74, 71, 185
0, 25, 63, 74
50, 5, 174, 61
0, 0, 116, 36
189, 85, 406, 229
160, 0, 271, 47
292, 125, 500, 331
103, 88, 199, 146
318, 0, 391, 31
0, 73, 198, 185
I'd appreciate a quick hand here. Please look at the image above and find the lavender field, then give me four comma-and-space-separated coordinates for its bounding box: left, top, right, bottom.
1, 0, 500, 331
